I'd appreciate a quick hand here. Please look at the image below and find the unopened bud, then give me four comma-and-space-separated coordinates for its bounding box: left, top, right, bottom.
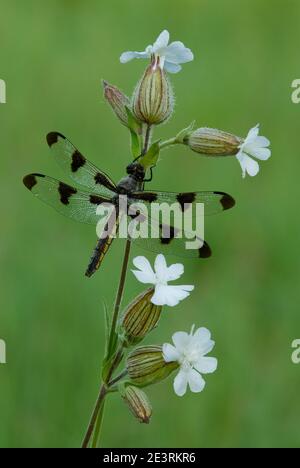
127, 346, 178, 387
120, 385, 152, 424
103, 80, 131, 127
121, 289, 162, 346
132, 56, 174, 125
185, 127, 242, 156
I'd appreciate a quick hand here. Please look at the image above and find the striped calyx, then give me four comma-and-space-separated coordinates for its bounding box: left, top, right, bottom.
126, 345, 178, 387
184, 127, 242, 156
121, 289, 162, 345
120, 385, 152, 424
103, 80, 131, 127
132, 56, 174, 125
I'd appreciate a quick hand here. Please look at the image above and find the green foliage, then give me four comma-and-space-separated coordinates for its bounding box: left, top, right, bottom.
1, 0, 300, 449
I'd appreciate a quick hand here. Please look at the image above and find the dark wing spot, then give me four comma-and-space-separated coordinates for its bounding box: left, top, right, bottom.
214, 191, 236, 210
132, 192, 158, 203
94, 172, 116, 192
90, 195, 108, 205
71, 150, 86, 173
177, 192, 196, 211
58, 182, 77, 205
199, 241, 212, 258
46, 132, 66, 147
23, 173, 45, 190
160, 224, 176, 245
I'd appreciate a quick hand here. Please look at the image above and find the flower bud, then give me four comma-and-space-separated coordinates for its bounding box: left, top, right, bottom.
120, 385, 152, 424
126, 345, 178, 387
132, 56, 174, 125
121, 289, 162, 346
102, 80, 131, 127
184, 127, 242, 156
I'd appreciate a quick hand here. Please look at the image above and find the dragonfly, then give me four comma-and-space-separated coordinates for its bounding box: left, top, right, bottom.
23, 132, 235, 277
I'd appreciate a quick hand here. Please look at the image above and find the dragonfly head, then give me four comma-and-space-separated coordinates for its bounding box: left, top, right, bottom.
126, 162, 145, 182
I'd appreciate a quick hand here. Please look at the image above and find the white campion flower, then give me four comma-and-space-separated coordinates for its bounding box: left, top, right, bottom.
163, 325, 217, 397
236, 124, 271, 178
131, 254, 194, 307
120, 30, 194, 74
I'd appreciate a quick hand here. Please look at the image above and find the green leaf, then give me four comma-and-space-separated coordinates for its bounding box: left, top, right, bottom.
103, 302, 110, 356
125, 107, 142, 158
140, 140, 161, 170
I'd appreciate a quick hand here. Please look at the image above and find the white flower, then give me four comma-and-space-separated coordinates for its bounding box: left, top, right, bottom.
120, 30, 194, 74
236, 124, 271, 178
163, 325, 217, 397
131, 254, 194, 307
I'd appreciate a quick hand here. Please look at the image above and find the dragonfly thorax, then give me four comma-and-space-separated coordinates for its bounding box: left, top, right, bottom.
116, 162, 145, 194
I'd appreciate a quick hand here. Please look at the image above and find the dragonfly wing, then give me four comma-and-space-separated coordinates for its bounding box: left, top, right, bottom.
46, 132, 117, 197
23, 173, 112, 225
129, 190, 235, 216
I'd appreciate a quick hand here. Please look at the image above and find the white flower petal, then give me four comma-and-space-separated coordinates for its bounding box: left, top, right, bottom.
194, 357, 218, 374
244, 124, 260, 144
200, 339, 216, 356
192, 327, 211, 343
173, 370, 188, 396
172, 331, 191, 351
254, 136, 270, 147
131, 270, 155, 284
245, 144, 271, 161
191, 328, 215, 355
187, 369, 206, 393
165, 263, 184, 282
164, 42, 194, 64
120, 51, 150, 63
151, 284, 190, 307
162, 343, 181, 363
163, 285, 194, 306
153, 30, 170, 52
154, 254, 168, 281
236, 152, 259, 178
151, 285, 171, 306
132, 256, 156, 284
164, 62, 182, 74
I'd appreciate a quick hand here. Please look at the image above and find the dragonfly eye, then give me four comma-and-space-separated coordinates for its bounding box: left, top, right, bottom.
126, 163, 145, 181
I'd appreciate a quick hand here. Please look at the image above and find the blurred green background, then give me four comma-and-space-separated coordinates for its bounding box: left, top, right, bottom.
1, 0, 300, 448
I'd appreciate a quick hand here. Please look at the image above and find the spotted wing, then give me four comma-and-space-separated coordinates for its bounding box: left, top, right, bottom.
46, 132, 117, 197
23, 173, 112, 225
129, 190, 235, 215
126, 190, 235, 259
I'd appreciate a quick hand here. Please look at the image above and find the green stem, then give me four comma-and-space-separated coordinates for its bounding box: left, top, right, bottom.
109, 369, 128, 388
159, 137, 179, 150
142, 125, 152, 155
91, 399, 106, 448
107, 239, 132, 355
81, 385, 107, 448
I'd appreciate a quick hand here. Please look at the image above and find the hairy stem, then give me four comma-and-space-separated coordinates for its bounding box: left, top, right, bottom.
91, 399, 106, 448
81, 385, 107, 448
142, 124, 152, 155
159, 137, 179, 150
107, 239, 132, 355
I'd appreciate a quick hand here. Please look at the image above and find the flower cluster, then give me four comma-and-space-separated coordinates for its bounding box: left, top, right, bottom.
107, 30, 271, 178
127, 254, 217, 397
